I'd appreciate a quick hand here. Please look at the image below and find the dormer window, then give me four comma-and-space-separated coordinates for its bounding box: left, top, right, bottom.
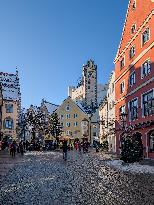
132, 0, 136, 10
131, 24, 136, 34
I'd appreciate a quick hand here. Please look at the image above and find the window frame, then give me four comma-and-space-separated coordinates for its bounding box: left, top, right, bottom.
129, 45, 135, 59
5, 104, 13, 113
128, 97, 138, 121
4, 118, 13, 129
129, 71, 136, 87
142, 28, 150, 46
141, 58, 151, 79
141, 89, 154, 117
120, 56, 125, 70
66, 122, 71, 127
120, 80, 125, 94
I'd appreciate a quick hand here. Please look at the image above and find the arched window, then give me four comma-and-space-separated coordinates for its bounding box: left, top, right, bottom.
149, 131, 154, 152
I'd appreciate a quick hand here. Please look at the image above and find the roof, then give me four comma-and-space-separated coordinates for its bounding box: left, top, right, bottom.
42, 99, 59, 114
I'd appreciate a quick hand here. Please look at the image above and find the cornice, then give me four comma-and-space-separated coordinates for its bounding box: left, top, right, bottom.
115, 76, 154, 105
115, 41, 154, 84
114, 9, 154, 63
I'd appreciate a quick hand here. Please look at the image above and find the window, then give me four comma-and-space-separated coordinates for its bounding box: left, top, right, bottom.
61, 122, 63, 127
120, 81, 125, 94
66, 122, 70, 127
88, 86, 90, 89
141, 59, 151, 78
93, 132, 96, 137
128, 98, 138, 121
74, 113, 78, 118
5, 104, 13, 113
129, 46, 135, 59
74, 122, 78, 127
60, 115, 64, 120
120, 58, 125, 69
4, 118, 13, 129
109, 102, 112, 110
112, 83, 114, 93
142, 28, 150, 45
129, 71, 135, 86
131, 24, 136, 34
132, 0, 136, 10
149, 131, 154, 152
66, 114, 70, 119
66, 130, 71, 135
142, 90, 154, 116
66, 105, 70, 111
112, 100, 115, 108
119, 105, 126, 114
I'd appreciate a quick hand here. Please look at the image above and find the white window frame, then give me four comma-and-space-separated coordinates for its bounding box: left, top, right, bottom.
66, 114, 70, 119
66, 105, 70, 111
129, 45, 135, 59
120, 80, 125, 94
60, 114, 64, 120
74, 113, 78, 118
129, 71, 136, 87
66, 122, 70, 127
74, 122, 78, 127
120, 56, 125, 70
119, 104, 126, 115
141, 27, 150, 47
141, 88, 154, 117
128, 97, 138, 121
141, 58, 151, 79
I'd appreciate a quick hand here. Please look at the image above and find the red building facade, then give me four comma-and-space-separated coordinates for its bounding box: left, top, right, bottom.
114, 0, 154, 159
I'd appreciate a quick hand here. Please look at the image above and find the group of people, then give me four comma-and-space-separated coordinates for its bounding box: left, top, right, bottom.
62, 140, 90, 161
9, 140, 25, 157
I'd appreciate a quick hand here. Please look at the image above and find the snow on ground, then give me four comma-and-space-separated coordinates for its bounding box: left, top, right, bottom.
105, 159, 154, 174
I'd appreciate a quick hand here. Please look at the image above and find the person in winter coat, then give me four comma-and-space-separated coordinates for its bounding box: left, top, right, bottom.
62, 140, 68, 161
10, 140, 16, 158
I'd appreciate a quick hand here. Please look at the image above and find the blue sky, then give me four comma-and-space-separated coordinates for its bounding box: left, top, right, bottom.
0, 0, 128, 108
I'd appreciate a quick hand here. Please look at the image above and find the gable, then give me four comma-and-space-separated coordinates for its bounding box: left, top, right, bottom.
115, 0, 154, 60
56, 97, 88, 117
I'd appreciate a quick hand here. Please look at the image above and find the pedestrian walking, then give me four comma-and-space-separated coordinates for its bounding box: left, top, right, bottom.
19, 141, 24, 156
62, 139, 68, 161
75, 142, 78, 151
83, 141, 86, 153
10, 140, 16, 158
78, 141, 81, 152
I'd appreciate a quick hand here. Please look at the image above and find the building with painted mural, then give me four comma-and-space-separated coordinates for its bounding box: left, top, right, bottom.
114, 0, 154, 158
0, 68, 21, 142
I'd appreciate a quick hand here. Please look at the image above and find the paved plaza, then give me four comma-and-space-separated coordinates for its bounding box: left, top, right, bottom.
0, 150, 154, 205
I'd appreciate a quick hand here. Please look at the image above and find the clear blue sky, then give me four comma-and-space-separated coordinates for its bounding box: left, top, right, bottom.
0, 0, 128, 108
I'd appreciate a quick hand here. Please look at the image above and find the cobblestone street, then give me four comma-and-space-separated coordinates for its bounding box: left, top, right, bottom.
0, 150, 154, 205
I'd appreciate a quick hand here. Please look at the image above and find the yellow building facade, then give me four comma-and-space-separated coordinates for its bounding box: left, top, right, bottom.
2, 100, 19, 141
56, 97, 90, 142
